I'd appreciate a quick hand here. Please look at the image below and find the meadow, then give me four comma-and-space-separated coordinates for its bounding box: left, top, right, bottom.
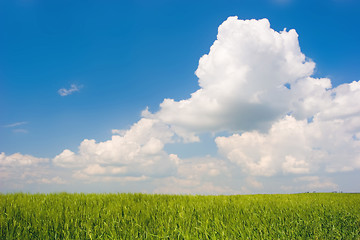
0, 193, 359, 239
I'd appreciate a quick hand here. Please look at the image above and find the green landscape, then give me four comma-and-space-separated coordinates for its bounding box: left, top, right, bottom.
1, 193, 359, 239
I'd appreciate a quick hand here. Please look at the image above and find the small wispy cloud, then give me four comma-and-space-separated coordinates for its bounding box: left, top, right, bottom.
58, 84, 82, 96
4, 121, 28, 128
13, 129, 29, 134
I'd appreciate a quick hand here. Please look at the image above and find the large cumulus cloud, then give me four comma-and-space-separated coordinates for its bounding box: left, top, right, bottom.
152, 17, 360, 182
151, 17, 316, 141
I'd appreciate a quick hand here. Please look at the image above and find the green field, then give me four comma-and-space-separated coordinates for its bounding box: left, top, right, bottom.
1, 193, 359, 239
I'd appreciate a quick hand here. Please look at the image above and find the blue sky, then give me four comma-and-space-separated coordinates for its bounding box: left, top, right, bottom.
1, 0, 360, 194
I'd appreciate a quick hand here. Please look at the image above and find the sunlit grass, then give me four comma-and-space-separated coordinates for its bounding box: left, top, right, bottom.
1, 193, 359, 239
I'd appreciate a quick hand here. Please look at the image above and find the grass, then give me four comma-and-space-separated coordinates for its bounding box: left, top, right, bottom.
1, 193, 360, 239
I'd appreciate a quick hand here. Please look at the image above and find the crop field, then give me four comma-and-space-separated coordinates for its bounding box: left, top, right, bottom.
0, 193, 359, 239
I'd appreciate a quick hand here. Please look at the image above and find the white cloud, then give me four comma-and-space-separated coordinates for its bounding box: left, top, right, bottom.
83, 164, 107, 175
282, 156, 310, 174
53, 149, 79, 168
13, 129, 29, 133
0, 152, 49, 166
216, 113, 360, 177
0, 152, 66, 191
4, 121, 28, 128
147, 17, 315, 141
3, 122, 29, 133
154, 16, 360, 179
2, 17, 360, 193
58, 84, 82, 96
53, 118, 179, 179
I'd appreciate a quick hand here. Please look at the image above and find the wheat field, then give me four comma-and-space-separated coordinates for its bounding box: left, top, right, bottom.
1, 193, 359, 239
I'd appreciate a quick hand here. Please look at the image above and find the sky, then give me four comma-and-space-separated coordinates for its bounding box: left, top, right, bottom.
1, 0, 360, 194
